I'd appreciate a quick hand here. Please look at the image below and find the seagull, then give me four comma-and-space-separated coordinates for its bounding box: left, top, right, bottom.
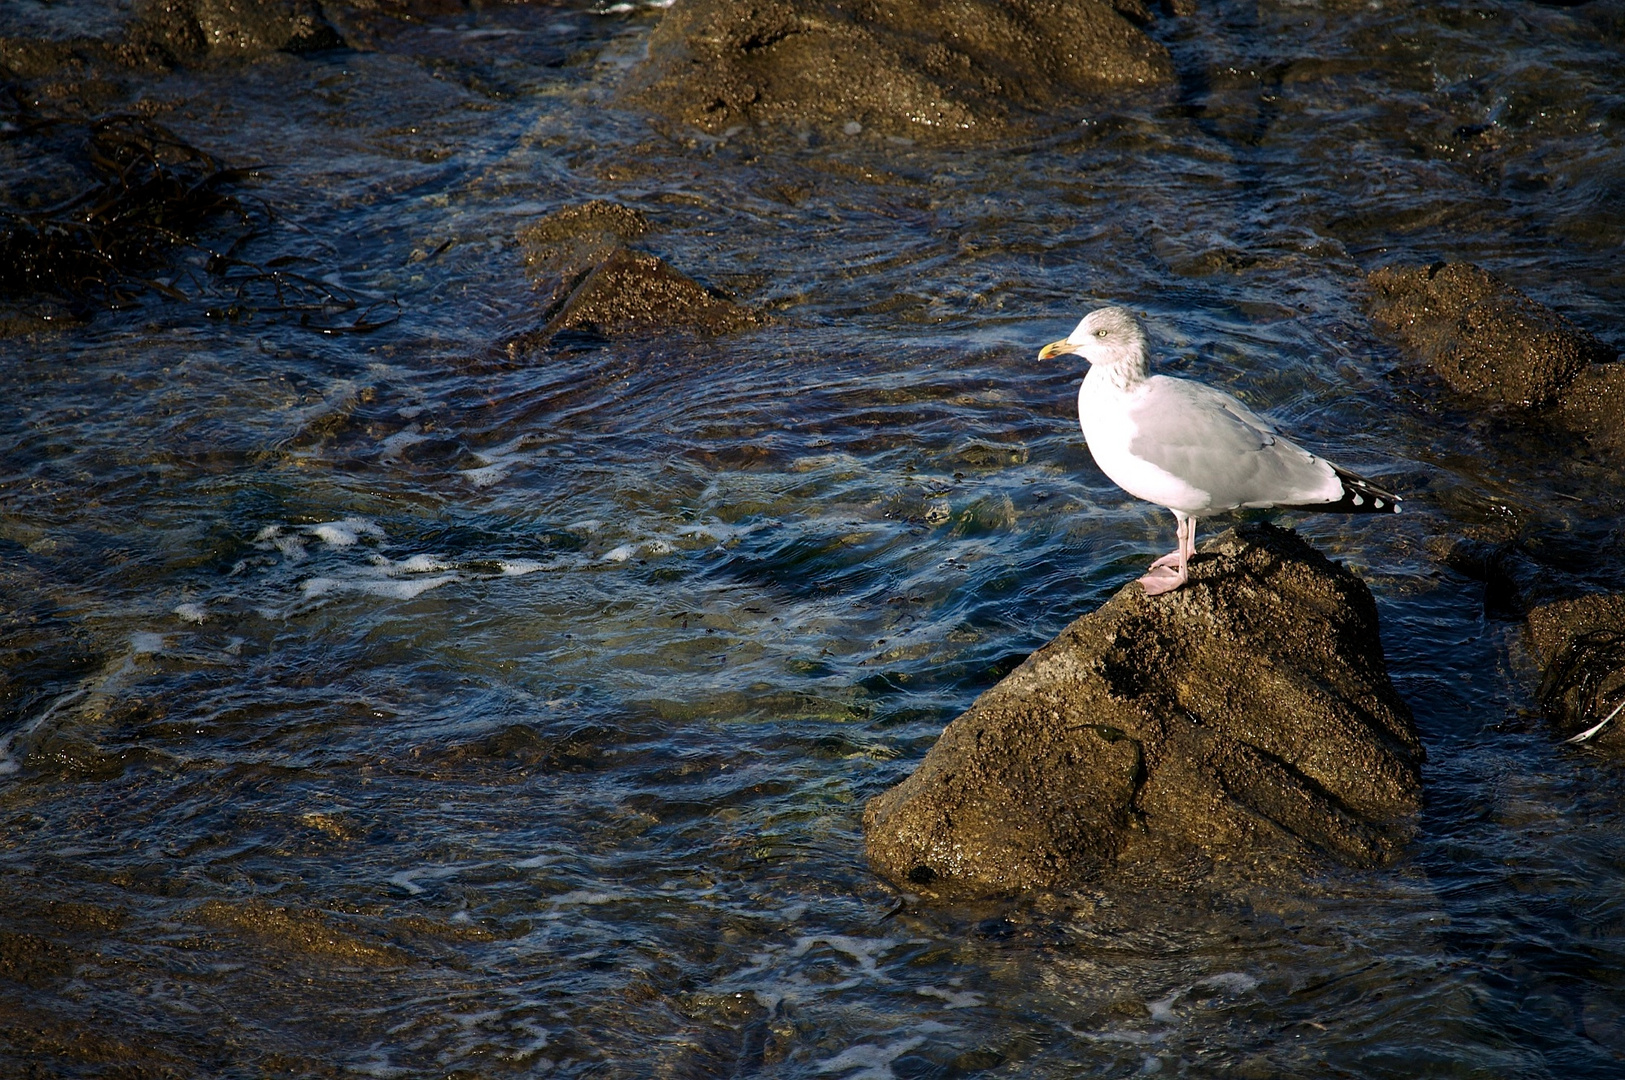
1038, 306, 1399, 596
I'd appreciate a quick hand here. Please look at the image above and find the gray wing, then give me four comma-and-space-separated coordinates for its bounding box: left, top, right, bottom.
1126, 376, 1341, 509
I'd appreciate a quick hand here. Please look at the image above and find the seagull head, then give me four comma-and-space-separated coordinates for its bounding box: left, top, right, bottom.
1037, 306, 1151, 377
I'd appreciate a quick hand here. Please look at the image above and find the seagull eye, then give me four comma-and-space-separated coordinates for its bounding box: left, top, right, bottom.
1094, 329, 1108, 338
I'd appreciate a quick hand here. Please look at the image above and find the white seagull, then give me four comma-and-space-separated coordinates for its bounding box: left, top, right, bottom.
1038, 306, 1399, 596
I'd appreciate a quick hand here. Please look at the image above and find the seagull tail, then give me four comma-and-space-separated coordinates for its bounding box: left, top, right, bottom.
1286, 465, 1402, 515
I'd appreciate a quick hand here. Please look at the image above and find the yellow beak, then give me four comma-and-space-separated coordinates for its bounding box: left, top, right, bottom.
1037, 338, 1071, 360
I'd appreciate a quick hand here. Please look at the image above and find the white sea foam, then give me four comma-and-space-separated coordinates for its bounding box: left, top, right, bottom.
383, 554, 455, 575
377, 427, 428, 462
813, 1035, 926, 1077
459, 462, 510, 488
915, 985, 984, 1009
272, 534, 309, 561
788, 934, 897, 977
497, 560, 546, 576
388, 865, 465, 896
174, 602, 208, 624
1197, 971, 1259, 995
546, 889, 619, 906
130, 632, 166, 654
511, 853, 558, 869
355, 575, 458, 600
311, 518, 385, 548
1146, 991, 1181, 1023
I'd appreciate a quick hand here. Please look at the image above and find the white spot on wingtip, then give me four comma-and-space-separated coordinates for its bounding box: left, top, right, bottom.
1352, 493, 1364, 506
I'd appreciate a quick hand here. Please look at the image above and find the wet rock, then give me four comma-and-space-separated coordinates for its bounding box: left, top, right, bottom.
1366, 262, 1616, 408
131, 0, 346, 63
1552, 362, 1625, 457
0, 0, 343, 79
191, 899, 408, 965
1438, 536, 1587, 616
863, 523, 1423, 900
617, 0, 1176, 144
515, 202, 759, 342
517, 200, 650, 277
1527, 593, 1625, 751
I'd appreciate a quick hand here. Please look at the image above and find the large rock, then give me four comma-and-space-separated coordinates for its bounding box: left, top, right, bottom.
616, 0, 1176, 145
863, 523, 1424, 899
1527, 593, 1625, 752
1366, 262, 1615, 409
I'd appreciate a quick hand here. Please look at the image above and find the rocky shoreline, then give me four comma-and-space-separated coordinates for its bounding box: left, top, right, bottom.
3, 0, 1625, 1071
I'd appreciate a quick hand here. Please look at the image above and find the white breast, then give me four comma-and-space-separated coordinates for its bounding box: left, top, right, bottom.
1078, 371, 1214, 515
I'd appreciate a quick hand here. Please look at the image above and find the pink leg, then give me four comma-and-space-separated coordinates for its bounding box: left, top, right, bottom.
1138, 513, 1194, 597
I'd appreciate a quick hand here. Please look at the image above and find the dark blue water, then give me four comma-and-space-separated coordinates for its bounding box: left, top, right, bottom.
2, 2, 1623, 1076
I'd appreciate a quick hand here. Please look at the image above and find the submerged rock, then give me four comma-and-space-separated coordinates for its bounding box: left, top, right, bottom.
1527, 593, 1625, 752
863, 523, 1423, 900
1437, 536, 1586, 617
1366, 262, 1616, 409
515, 202, 759, 341
617, 0, 1176, 144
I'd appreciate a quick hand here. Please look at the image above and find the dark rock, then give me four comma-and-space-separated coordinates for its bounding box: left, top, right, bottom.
1439, 537, 1587, 616
0, 0, 343, 82
1366, 262, 1616, 408
514, 202, 759, 342
131, 0, 346, 63
617, 0, 1176, 145
863, 523, 1423, 900
1527, 593, 1625, 751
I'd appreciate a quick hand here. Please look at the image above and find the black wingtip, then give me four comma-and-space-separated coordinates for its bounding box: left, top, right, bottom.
1319, 465, 1403, 515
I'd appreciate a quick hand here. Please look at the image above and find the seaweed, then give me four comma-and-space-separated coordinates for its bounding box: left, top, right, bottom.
0, 105, 397, 333
1536, 628, 1625, 743
0, 111, 248, 309
202, 248, 401, 335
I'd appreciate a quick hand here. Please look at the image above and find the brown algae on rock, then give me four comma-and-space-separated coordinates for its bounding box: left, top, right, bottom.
1366, 262, 1616, 409
616, 0, 1176, 144
514, 201, 761, 343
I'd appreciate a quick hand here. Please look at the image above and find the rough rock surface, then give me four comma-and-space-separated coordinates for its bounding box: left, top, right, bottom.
864, 523, 1424, 900
133, 0, 346, 62
1366, 262, 1616, 408
515, 202, 759, 341
1527, 593, 1625, 752
1552, 363, 1625, 457
617, 0, 1176, 144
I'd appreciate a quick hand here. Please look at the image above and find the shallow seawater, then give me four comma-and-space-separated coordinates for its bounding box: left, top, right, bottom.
2, 1, 1624, 1076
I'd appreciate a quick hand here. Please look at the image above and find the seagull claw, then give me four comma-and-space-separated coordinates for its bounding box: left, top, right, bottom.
1148, 550, 1182, 571
1137, 564, 1187, 597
